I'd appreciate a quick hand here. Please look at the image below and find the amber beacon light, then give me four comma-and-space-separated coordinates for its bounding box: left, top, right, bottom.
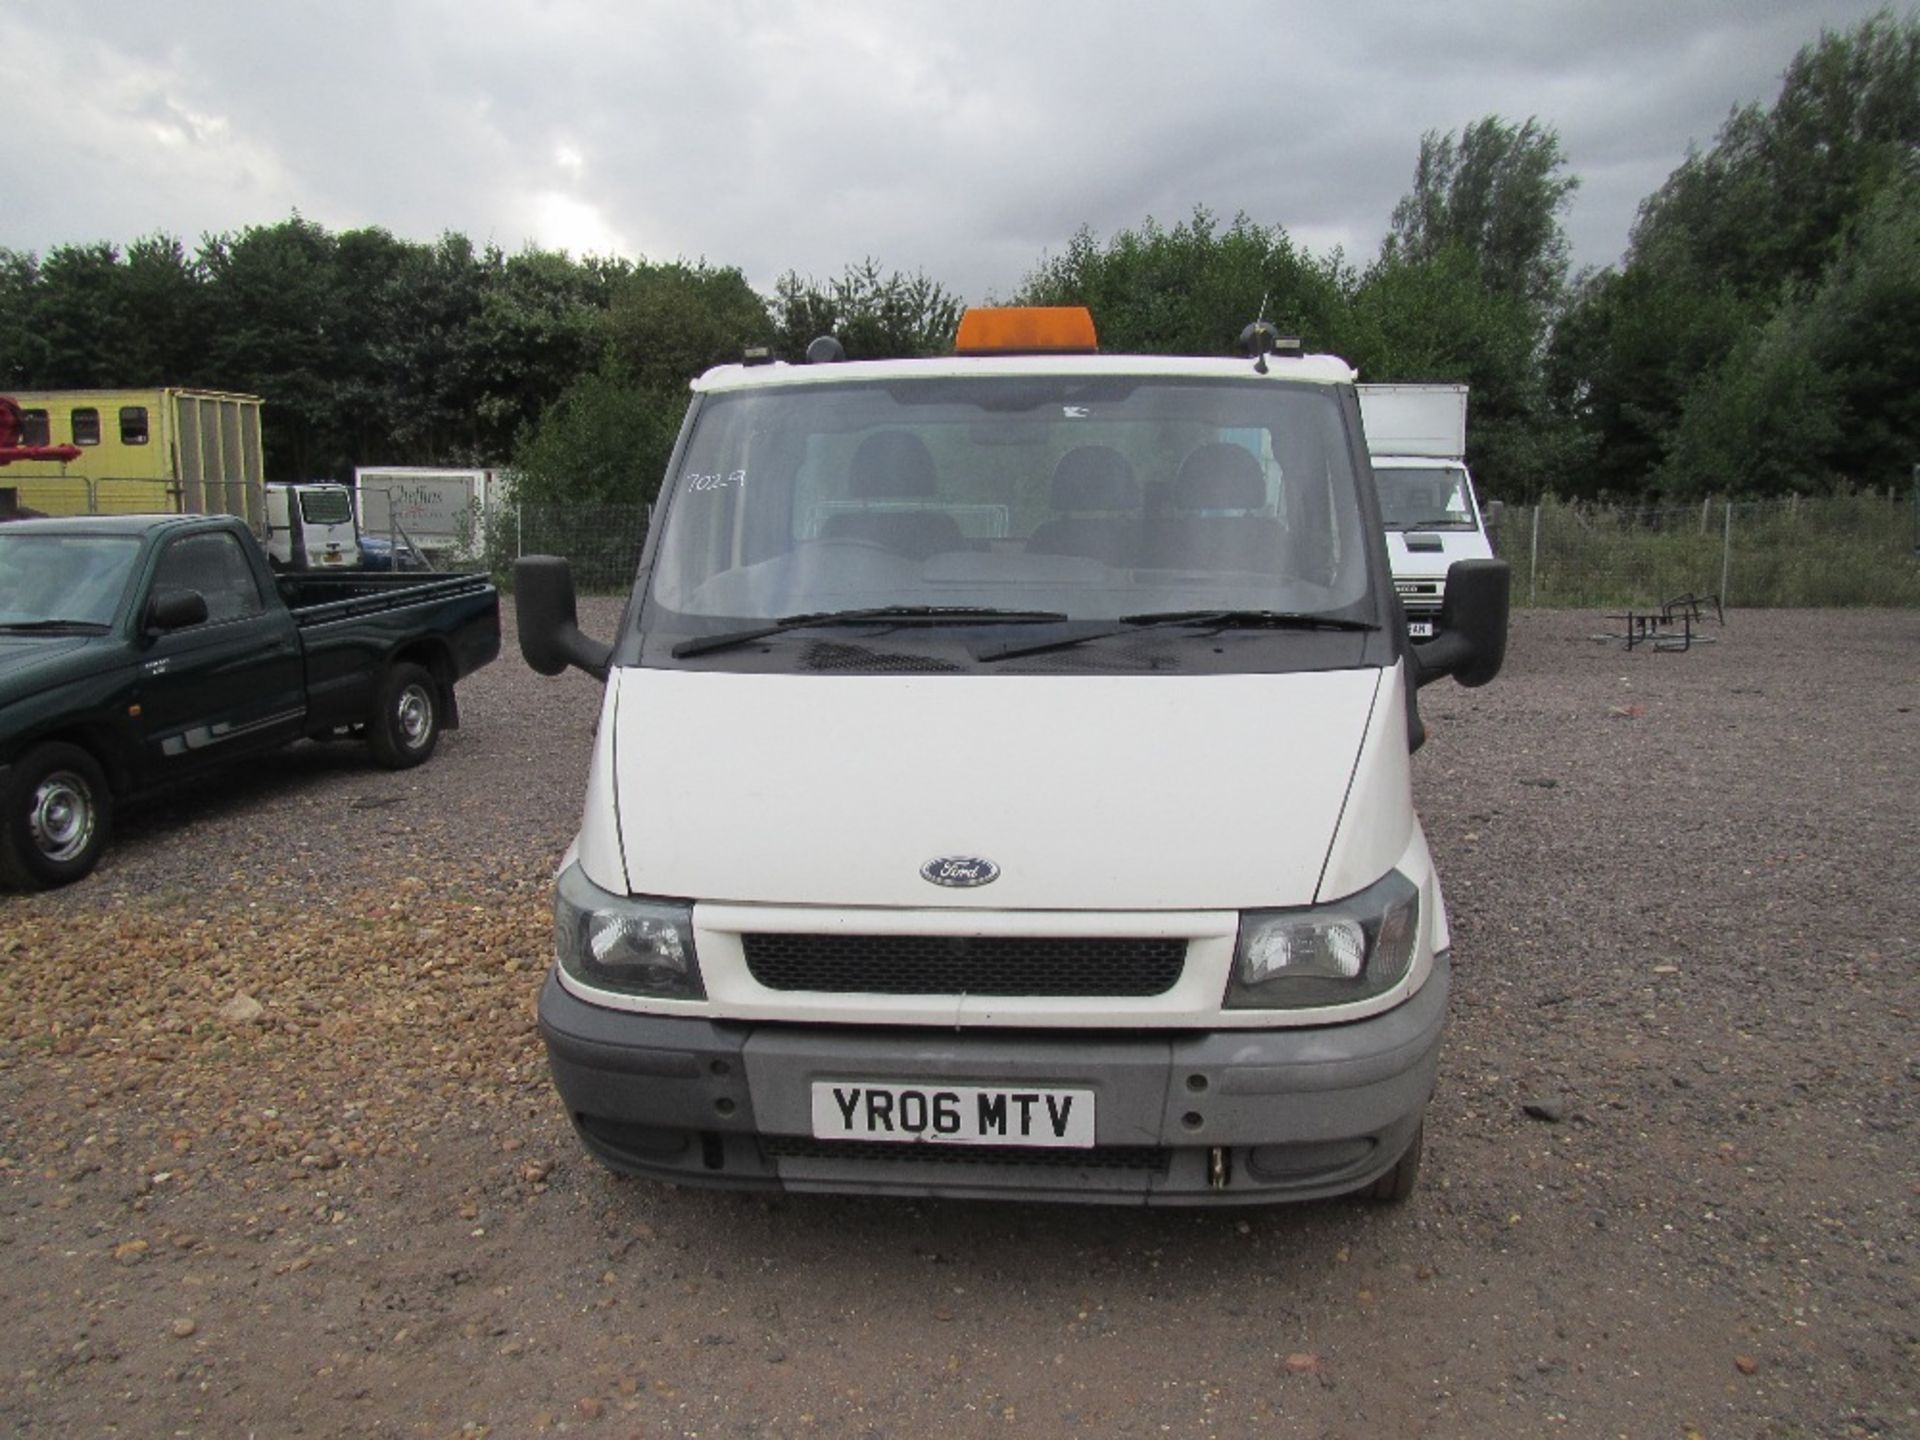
954, 306, 1099, 355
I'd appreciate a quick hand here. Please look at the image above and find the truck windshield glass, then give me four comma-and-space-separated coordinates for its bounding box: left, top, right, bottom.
298, 489, 354, 525
0, 534, 140, 627
1374, 465, 1476, 530
649, 376, 1372, 632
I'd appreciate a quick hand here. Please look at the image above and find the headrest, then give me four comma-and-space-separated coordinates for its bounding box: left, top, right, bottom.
1050, 446, 1140, 511
1174, 443, 1265, 511
850, 431, 938, 499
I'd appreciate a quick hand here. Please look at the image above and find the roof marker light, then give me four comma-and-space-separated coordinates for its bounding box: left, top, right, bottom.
954, 306, 1098, 356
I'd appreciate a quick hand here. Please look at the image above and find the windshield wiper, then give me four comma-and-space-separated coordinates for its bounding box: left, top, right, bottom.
0, 618, 111, 634
976, 609, 1376, 663
671, 606, 1071, 659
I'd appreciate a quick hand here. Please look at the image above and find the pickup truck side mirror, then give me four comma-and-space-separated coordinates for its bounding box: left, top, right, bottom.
1482, 499, 1505, 533
1411, 559, 1510, 689
147, 587, 209, 632
514, 556, 612, 681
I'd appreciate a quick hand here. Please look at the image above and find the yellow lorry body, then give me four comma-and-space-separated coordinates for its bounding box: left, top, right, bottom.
3, 389, 264, 524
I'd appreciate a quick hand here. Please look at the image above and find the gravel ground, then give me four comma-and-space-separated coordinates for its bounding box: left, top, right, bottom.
1, 604, 1915, 1439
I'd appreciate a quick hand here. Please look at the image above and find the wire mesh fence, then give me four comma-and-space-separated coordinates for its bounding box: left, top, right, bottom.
1495, 491, 1920, 608
467, 502, 654, 593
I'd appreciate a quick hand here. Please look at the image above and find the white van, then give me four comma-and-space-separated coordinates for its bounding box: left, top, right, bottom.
1356, 384, 1502, 638
263, 481, 361, 570
516, 309, 1509, 1205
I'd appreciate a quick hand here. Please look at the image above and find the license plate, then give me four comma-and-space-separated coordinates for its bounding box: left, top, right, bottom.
811, 1081, 1095, 1148
1407, 619, 1434, 638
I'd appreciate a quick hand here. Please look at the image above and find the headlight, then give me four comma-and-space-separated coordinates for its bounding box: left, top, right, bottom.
1225, 869, 1421, 1009
553, 863, 705, 999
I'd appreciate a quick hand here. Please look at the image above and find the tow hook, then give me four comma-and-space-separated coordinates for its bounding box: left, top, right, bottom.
1209, 1146, 1231, 1190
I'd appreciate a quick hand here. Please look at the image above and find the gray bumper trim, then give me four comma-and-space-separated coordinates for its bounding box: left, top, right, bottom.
538, 956, 1449, 1206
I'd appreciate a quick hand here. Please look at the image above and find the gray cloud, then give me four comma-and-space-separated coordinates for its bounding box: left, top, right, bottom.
0, 0, 1895, 299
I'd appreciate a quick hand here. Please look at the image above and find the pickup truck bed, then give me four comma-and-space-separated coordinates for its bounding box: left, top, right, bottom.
0, 513, 501, 887
278, 571, 501, 738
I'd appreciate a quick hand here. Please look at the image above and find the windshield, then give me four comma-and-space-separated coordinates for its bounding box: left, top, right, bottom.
298, 488, 355, 525
0, 533, 140, 627
649, 375, 1374, 639
1374, 464, 1476, 530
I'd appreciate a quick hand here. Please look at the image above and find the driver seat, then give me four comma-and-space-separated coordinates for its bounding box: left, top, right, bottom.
820, 432, 964, 560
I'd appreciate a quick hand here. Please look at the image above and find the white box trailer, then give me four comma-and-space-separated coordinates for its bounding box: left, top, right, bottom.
354, 467, 510, 561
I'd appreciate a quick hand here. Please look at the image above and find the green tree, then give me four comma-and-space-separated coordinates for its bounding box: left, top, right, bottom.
1341, 245, 1576, 501
772, 259, 964, 359
601, 260, 773, 392
1544, 266, 1755, 497
1559, 12, 1920, 495
1631, 11, 1920, 296
24, 242, 139, 389
1370, 115, 1581, 502
1384, 116, 1579, 317
512, 260, 769, 507
1016, 209, 1350, 355
199, 217, 352, 478
0, 249, 47, 387
113, 235, 207, 386
510, 362, 686, 506
1658, 176, 1920, 496
453, 247, 623, 463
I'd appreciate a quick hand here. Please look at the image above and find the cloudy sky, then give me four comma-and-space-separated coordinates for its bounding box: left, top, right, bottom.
1, 1, 1896, 299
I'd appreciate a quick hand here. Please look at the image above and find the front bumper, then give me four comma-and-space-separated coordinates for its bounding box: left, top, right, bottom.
537, 954, 1449, 1206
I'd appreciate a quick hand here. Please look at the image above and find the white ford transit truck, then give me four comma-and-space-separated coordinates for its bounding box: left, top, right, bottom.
516, 308, 1509, 1206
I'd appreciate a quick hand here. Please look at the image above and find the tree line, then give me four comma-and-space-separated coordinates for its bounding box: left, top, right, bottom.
0, 12, 1912, 508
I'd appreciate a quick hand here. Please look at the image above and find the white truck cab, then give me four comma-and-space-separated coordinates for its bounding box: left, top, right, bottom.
263, 481, 362, 570
1357, 384, 1501, 638
516, 309, 1509, 1206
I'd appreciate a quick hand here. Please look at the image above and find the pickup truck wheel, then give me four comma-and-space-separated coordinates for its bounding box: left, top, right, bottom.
2, 742, 112, 889
369, 662, 441, 770
1358, 1123, 1423, 1204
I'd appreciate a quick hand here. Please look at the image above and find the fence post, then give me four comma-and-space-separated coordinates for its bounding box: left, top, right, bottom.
1720, 499, 1734, 606
1528, 502, 1540, 606
515, 502, 524, 561
1700, 496, 1711, 535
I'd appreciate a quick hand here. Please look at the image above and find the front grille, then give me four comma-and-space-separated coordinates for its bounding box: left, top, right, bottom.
741, 934, 1186, 996
764, 1136, 1171, 1173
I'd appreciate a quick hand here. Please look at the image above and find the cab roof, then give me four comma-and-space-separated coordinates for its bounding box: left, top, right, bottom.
0, 513, 225, 538
692, 350, 1359, 395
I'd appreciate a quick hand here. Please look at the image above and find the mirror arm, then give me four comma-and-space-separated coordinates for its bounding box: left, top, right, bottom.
1409, 631, 1470, 690
555, 625, 612, 683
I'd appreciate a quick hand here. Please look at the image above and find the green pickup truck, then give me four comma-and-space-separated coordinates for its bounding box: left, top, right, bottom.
0, 513, 501, 888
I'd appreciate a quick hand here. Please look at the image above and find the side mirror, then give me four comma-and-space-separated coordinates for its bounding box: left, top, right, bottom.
1482, 499, 1505, 533
514, 556, 612, 681
147, 587, 209, 632
1411, 558, 1509, 689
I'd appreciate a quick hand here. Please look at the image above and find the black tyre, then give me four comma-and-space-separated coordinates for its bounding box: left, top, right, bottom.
1359, 1123, 1423, 1204
1, 742, 113, 889
368, 662, 442, 769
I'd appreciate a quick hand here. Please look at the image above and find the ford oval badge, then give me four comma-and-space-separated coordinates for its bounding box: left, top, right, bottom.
921, 856, 1000, 888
